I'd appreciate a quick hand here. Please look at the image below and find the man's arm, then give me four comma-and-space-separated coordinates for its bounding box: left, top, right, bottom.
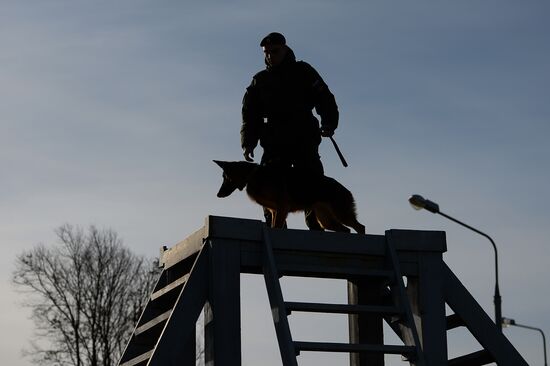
302, 62, 339, 136
241, 78, 263, 160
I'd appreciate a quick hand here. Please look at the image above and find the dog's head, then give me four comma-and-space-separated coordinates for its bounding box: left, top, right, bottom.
213, 160, 257, 198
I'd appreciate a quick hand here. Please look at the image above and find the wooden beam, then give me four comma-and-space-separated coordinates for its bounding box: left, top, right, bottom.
204, 239, 242, 366
348, 279, 385, 366
204, 216, 446, 254
443, 263, 528, 366
160, 226, 205, 269
448, 350, 494, 366
148, 248, 209, 366
410, 252, 448, 365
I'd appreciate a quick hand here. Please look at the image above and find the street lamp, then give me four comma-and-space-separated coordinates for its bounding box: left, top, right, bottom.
408, 194, 502, 331
503, 317, 547, 366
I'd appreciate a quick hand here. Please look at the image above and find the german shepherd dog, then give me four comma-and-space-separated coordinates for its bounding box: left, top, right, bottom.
214, 160, 365, 234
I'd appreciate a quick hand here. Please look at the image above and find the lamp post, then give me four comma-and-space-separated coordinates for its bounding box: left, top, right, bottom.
408, 194, 502, 331
503, 317, 547, 366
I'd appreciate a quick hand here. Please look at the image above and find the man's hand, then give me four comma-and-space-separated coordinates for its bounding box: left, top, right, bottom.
243, 147, 255, 162
320, 127, 334, 137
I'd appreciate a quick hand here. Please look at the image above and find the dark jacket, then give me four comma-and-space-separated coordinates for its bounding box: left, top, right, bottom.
241, 47, 339, 153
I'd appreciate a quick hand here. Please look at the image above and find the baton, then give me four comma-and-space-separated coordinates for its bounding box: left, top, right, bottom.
329, 136, 348, 167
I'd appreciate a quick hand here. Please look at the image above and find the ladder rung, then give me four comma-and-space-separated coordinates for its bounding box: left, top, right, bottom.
345, 269, 396, 279
135, 310, 171, 336
151, 273, 189, 301
294, 341, 415, 355
448, 349, 494, 366
446, 313, 466, 330
285, 302, 402, 315
119, 349, 153, 366
277, 264, 399, 279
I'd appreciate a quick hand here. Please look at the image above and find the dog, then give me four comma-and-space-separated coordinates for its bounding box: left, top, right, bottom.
214, 160, 365, 234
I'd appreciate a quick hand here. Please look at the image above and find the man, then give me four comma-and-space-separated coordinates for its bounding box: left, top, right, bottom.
241, 32, 340, 230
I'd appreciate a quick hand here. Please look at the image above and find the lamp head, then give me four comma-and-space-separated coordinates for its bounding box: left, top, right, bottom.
502, 317, 516, 327
409, 194, 440, 214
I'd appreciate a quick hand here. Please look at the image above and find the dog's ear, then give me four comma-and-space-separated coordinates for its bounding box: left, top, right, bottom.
213, 160, 227, 170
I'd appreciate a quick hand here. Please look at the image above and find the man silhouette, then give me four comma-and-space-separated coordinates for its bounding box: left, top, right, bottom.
241, 32, 339, 230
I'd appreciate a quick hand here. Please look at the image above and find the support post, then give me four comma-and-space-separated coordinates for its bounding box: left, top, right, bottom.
408, 252, 448, 365
348, 279, 385, 366
204, 239, 241, 366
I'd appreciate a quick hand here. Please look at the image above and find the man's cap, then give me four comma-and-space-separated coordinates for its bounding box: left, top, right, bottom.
260, 32, 286, 47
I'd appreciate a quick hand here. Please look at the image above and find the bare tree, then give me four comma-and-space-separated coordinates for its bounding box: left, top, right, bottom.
13, 224, 161, 366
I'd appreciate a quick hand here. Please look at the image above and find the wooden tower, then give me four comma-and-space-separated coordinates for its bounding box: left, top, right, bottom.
118, 216, 527, 366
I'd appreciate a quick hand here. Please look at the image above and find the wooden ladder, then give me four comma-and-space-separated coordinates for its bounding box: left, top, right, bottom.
118, 246, 207, 366
261, 227, 426, 365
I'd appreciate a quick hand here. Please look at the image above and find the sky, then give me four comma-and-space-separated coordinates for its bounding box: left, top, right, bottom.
1, 1, 549, 365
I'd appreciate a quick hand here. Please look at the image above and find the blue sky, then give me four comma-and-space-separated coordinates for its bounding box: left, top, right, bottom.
1, 1, 549, 365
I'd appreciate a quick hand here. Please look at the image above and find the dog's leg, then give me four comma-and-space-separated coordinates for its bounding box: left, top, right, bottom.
339, 213, 366, 234
325, 219, 351, 233
268, 209, 277, 228
318, 201, 366, 234
314, 206, 351, 233
272, 209, 288, 229
349, 220, 366, 235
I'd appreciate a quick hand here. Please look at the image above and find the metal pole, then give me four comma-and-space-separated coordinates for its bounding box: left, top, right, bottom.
504, 319, 547, 366
513, 324, 548, 366
437, 211, 502, 332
